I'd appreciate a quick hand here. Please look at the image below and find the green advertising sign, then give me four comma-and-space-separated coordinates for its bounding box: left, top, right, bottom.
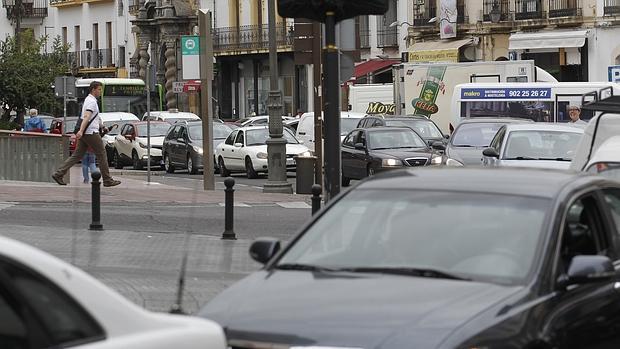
181, 36, 199, 55
412, 65, 447, 117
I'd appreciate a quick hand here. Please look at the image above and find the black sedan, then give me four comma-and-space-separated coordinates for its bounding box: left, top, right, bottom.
341, 126, 443, 186
200, 167, 620, 349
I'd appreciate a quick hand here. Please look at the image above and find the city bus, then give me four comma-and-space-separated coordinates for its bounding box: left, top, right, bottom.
67, 78, 164, 116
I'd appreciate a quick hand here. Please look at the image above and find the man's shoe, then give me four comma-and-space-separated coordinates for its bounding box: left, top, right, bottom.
52, 173, 67, 186
103, 179, 121, 187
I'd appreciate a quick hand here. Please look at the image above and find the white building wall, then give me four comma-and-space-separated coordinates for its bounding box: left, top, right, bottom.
588, 27, 620, 82
0, 9, 14, 42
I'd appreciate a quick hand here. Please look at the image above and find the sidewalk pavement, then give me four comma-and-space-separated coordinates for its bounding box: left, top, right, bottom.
0, 223, 262, 314
0, 165, 311, 205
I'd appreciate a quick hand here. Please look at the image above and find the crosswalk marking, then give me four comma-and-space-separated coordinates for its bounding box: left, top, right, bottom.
0, 202, 17, 211
276, 202, 311, 209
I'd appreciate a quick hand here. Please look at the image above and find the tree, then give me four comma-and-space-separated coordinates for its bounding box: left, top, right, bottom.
0, 31, 69, 125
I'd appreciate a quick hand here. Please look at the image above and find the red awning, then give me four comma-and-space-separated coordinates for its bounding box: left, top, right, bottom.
353, 59, 400, 79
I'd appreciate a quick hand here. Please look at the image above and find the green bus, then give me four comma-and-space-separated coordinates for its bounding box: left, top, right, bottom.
68, 78, 164, 117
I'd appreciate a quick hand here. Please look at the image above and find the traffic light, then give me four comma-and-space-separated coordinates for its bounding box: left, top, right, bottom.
278, 0, 389, 22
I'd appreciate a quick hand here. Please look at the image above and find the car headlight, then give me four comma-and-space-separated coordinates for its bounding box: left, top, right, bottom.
446, 158, 464, 166
256, 152, 268, 159
297, 151, 313, 157
138, 142, 148, 148
431, 155, 443, 165
382, 158, 403, 167
192, 145, 203, 154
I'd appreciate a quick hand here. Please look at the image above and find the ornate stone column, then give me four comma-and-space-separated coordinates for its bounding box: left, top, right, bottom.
138, 39, 151, 81
163, 39, 177, 109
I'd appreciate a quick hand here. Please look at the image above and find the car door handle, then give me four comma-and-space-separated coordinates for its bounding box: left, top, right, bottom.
299, 132, 306, 135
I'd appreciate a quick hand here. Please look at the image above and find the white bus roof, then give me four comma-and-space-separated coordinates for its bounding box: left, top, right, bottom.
76, 78, 145, 86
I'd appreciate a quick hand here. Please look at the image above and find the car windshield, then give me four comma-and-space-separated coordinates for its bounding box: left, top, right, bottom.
136, 124, 170, 137
586, 162, 620, 179
368, 129, 427, 150
277, 190, 548, 285
385, 119, 443, 139
341, 118, 362, 136
452, 123, 505, 147
103, 120, 134, 136
503, 130, 582, 160
64, 120, 78, 133
189, 124, 233, 140
246, 128, 299, 146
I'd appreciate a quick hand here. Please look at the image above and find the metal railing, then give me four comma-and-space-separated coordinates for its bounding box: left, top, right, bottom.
0, 131, 68, 183
603, 0, 620, 15
413, 1, 436, 26
213, 24, 294, 53
67, 48, 115, 69
21, 0, 48, 17
377, 27, 398, 48
515, 0, 543, 19
483, 0, 511, 22
549, 0, 581, 17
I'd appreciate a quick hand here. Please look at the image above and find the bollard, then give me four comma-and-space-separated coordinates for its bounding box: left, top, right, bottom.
311, 184, 322, 216
89, 171, 103, 230
222, 177, 237, 240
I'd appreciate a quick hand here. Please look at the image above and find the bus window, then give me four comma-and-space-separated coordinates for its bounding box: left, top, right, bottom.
461, 100, 554, 122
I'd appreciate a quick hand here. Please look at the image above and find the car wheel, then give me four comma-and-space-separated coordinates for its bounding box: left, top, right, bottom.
164, 154, 175, 173
187, 154, 198, 175
132, 151, 144, 170
245, 157, 258, 179
219, 157, 230, 177
113, 151, 123, 169
342, 172, 351, 187
214, 156, 220, 174
367, 166, 375, 177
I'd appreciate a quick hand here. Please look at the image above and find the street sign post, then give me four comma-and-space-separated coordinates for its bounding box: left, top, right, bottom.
181, 36, 200, 80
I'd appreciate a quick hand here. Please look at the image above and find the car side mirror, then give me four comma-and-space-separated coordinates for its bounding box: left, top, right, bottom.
431, 141, 446, 151
126, 134, 134, 141
482, 147, 499, 158
444, 134, 450, 140
354, 142, 366, 151
558, 255, 615, 288
234, 142, 243, 148
249, 238, 281, 265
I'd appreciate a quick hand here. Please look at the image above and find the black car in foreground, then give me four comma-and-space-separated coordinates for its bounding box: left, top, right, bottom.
341, 126, 443, 186
200, 167, 620, 349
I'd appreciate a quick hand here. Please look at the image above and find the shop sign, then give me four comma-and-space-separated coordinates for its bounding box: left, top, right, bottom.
408, 49, 458, 63
460, 88, 552, 100
366, 102, 395, 114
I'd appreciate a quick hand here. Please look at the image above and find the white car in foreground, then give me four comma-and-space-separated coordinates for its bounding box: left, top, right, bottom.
215, 126, 311, 178
482, 123, 584, 170
0, 235, 226, 349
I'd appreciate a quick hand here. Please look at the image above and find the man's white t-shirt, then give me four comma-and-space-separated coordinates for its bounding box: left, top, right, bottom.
81, 94, 100, 135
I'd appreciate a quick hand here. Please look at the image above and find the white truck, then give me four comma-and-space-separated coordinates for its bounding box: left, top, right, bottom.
393, 60, 550, 133
347, 84, 395, 115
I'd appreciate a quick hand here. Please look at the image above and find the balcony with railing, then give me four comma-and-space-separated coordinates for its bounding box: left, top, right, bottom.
3, 0, 48, 19
515, 0, 544, 19
483, 0, 511, 22
604, 0, 620, 15
412, 0, 436, 26
377, 27, 398, 48
67, 48, 116, 70
549, 0, 581, 17
213, 24, 294, 55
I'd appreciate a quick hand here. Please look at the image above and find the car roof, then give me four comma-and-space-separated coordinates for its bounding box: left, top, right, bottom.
364, 114, 430, 120
99, 112, 140, 121
363, 126, 418, 133
357, 167, 603, 199
588, 135, 620, 164
458, 117, 533, 124
503, 123, 585, 133
130, 121, 169, 126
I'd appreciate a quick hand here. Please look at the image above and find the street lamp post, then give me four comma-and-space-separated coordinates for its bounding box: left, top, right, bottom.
263, 0, 293, 194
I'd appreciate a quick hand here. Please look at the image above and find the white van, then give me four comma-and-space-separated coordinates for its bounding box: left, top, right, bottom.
450, 82, 620, 131
142, 109, 201, 124
296, 111, 366, 152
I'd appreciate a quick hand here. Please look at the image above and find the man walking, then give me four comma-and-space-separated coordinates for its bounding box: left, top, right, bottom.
52, 81, 121, 187
23, 108, 46, 132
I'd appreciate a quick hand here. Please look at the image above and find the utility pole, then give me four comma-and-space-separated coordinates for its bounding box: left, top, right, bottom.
199, 9, 215, 190
312, 21, 323, 187
263, 0, 292, 194
323, 11, 340, 202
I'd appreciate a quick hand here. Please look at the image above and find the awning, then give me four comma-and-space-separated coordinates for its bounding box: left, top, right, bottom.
407, 38, 473, 63
509, 30, 588, 50
353, 59, 400, 79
